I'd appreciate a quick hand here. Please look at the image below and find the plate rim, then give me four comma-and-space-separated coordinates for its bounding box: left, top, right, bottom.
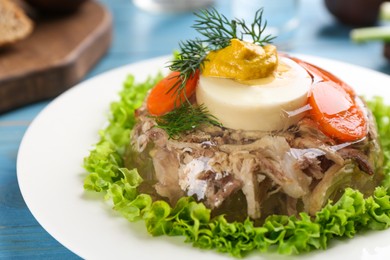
16, 54, 390, 259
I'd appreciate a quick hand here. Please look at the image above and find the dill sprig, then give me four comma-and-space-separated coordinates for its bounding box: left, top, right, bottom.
167, 8, 274, 99
153, 103, 221, 139
155, 7, 274, 136
168, 8, 275, 98
239, 9, 276, 45
193, 8, 275, 49
170, 39, 208, 76
167, 39, 208, 100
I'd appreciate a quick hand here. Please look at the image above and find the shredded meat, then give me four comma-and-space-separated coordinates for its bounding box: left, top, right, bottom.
127, 103, 384, 221
152, 148, 184, 205
199, 171, 243, 209
338, 148, 374, 175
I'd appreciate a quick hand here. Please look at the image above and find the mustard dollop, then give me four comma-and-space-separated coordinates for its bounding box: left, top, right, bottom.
202, 39, 278, 81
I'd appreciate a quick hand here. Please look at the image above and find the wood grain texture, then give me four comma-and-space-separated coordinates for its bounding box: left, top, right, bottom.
0, 0, 112, 113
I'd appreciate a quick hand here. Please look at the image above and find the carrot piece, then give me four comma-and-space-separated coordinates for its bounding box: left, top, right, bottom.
308, 81, 367, 142
287, 56, 367, 142
147, 70, 199, 116
290, 57, 356, 96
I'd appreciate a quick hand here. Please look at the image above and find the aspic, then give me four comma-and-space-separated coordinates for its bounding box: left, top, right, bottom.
84, 8, 389, 256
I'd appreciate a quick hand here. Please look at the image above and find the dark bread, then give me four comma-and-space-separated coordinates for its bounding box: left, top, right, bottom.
0, 0, 33, 47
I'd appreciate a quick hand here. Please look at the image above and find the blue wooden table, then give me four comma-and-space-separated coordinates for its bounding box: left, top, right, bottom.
1, 0, 389, 258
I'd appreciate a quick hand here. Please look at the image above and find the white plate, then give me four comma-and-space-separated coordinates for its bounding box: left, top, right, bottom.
17, 55, 390, 260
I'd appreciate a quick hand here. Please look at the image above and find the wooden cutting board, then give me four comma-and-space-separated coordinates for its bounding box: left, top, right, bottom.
0, 1, 112, 113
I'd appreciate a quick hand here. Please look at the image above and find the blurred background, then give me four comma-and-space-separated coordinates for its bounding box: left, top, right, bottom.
95, 0, 390, 72
1, 0, 390, 258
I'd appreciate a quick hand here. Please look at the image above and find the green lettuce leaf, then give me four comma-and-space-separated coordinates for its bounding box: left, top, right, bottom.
83, 74, 390, 257
83, 74, 162, 192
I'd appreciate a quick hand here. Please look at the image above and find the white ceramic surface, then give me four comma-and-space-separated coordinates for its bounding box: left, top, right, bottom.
17, 55, 390, 260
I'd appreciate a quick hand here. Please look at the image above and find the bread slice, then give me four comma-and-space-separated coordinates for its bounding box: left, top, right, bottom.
0, 0, 33, 47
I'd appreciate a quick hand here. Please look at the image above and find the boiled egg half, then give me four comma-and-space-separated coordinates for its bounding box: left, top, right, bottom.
196, 57, 312, 131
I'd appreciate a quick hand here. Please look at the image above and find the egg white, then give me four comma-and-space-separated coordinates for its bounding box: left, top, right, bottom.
196, 57, 312, 131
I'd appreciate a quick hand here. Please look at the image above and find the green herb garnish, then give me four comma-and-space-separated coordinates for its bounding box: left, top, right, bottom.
193, 8, 275, 49
168, 38, 206, 97
169, 7, 274, 91
157, 8, 274, 135
153, 103, 221, 139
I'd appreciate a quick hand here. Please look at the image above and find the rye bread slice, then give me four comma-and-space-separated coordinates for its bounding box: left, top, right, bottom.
0, 0, 33, 47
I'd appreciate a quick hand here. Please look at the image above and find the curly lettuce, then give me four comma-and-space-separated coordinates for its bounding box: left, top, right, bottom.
83, 74, 390, 257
